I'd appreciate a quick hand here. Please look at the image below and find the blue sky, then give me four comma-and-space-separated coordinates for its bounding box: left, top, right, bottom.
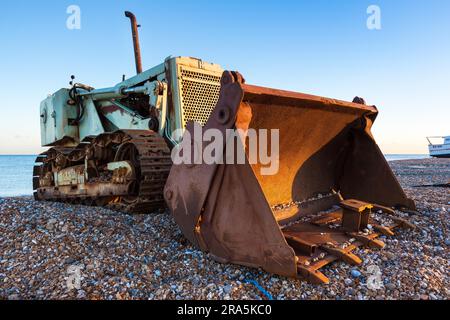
0, 0, 448, 154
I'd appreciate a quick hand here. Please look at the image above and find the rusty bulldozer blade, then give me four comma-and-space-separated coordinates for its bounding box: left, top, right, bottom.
165, 71, 416, 283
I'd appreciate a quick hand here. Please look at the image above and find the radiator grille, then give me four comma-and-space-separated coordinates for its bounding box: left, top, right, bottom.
180, 68, 222, 127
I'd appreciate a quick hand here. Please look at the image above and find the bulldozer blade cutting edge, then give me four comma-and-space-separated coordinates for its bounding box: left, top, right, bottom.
165, 71, 416, 283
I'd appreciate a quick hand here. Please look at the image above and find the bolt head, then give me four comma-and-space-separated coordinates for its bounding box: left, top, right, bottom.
165, 190, 173, 201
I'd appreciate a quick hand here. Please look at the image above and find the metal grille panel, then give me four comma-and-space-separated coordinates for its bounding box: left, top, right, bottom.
180, 68, 222, 127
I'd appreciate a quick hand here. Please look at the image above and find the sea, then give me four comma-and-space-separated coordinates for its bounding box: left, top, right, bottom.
0, 154, 430, 197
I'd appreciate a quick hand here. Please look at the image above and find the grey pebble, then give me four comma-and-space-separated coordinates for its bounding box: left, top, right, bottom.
223, 285, 232, 294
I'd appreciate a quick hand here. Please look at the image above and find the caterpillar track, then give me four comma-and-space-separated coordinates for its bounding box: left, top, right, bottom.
33, 130, 172, 214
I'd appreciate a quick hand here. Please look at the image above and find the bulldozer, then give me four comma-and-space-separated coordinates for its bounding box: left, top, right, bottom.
34, 12, 416, 284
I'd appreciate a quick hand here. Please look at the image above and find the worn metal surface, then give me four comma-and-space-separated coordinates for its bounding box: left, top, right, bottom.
165, 70, 416, 282
40, 89, 79, 147
40, 56, 224, 148
240, 83, 415, 211
34, 130, 172, 213
340, 199, 372, 232
125, 11, 143, 74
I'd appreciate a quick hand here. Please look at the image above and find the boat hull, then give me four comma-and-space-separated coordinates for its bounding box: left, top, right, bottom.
428, 136, 450, 158
431, 154, 450, 158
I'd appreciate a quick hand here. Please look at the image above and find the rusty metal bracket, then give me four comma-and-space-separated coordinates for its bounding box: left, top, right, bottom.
320, 245, 363, 266
340, 199, 373, 232
388, 216, 417, 230
347, 232, 385, 249
297, 265, 330, 285
285, 234, 317, 256
371, 223, 395, 236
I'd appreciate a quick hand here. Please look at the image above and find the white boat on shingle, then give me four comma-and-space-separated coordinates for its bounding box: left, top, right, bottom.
427, 136, 450, 158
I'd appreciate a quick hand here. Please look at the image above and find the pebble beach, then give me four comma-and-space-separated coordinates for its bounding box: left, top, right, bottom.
0, 158, 448, 300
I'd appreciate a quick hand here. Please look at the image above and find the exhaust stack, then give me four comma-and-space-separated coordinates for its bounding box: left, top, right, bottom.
125, 11, 143, 74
